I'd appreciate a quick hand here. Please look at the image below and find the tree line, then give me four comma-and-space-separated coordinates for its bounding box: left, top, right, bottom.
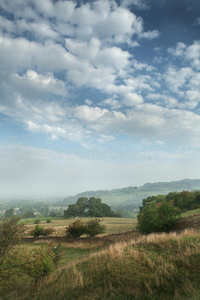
64, 197, 121, 218
137, 190, 200, 234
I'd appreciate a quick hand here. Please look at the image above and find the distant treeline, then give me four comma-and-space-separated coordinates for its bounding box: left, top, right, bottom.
140, 190, 200, 212
64, 197, 121, 218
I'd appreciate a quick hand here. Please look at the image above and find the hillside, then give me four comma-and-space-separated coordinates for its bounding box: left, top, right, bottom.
13, 228, 200, 300
57, 179, 200, 211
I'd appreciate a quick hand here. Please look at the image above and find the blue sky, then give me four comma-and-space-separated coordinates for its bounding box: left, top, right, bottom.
1, 0, 200, 197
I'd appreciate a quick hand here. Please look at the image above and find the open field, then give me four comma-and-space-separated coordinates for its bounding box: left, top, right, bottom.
23, 217, 137, 237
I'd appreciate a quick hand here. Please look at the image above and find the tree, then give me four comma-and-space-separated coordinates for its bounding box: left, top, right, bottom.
137, 200, 180, 234
64, 197, 118, 218
4, 208, 14, 218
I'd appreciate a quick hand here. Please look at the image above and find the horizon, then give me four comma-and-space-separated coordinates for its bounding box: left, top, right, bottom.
1, 178, 199, 199
1, 0, 200, 197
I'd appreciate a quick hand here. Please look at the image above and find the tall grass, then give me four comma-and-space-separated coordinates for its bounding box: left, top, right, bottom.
11, 228, 200, 300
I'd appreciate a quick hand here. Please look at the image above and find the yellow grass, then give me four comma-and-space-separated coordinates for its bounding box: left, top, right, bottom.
25, 217, 137, 237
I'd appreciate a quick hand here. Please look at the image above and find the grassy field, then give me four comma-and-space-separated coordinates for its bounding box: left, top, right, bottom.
181, 207, 200, 217
23, 217, 137, 237
11, 228, 200, 300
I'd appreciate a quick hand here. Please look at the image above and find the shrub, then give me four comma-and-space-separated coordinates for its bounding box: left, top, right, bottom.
66, 220, 86, 238
34, 219, 41, 224
46, 219, 51, 223
51, 243, 63, 265
30, 226, 55, 238
137, 200, 180, 234
0, 218, 28, 297
85, 219, 106, 237
0, 217, 27, 267
30, 225, 45, 237
25, 245, 55, 281
43, 227, 54, 236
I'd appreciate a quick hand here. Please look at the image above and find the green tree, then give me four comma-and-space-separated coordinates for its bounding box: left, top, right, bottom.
137, 200, 180, 234
64, 197, 118, 218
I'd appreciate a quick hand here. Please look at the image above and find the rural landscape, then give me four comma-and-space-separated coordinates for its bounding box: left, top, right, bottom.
1, 179, 200, 299
1, 0, 200, 299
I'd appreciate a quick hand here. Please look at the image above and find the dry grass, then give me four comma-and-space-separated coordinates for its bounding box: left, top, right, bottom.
8, 228, 200, 300
24, 217, 137, 237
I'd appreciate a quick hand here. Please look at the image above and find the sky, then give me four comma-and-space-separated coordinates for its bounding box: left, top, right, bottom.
1, 0, 200, 197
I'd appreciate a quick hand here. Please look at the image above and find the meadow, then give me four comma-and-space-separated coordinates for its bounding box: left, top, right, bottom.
2, 209, 200, 299
24, 217, 137, 237
11, 228, 200, 300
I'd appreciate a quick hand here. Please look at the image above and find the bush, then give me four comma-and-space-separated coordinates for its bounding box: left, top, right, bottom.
30, 225, 45, 237
34, 219, 41, 224
51, 243, 63, 265
0, 217, 27, 267
0, 218, 57, 298
46, 219, 51, 223
85, 219, 106, 237
66, 220, 86, 238
25, 245, 55, 281
137, 200, 180, 234
30, 226, 54, 238
43, 227, 54, 236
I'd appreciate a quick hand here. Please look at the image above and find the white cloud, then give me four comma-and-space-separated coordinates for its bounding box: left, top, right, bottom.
168, 41, 200, 71
12, 70, 67, 97
164, 66, 193, 93
123, 92, 143, 106
74, 105, 109, 122
185, 41, 200, 70
102, 98, 121, 109
168, 42, 186, 56
121, 0, 148, 9
139, 30, 160, 40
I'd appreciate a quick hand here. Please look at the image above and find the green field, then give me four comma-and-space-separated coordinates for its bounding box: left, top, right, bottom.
24, 217, 137, 237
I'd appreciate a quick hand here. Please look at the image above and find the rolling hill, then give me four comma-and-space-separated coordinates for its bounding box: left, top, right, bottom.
56, 179, 200, 212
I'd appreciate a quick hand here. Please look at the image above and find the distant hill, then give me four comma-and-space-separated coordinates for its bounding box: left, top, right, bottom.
56, 179, 200, 211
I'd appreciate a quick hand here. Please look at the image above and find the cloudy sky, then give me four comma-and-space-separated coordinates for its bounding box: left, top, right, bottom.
1, 0, 200, 197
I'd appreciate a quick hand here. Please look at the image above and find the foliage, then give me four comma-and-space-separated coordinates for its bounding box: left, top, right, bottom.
46, 219, 51, 223
43, 227, 54, 236
10, 230, 200, 300
25, 245, 55, 281
0, 218, 56, 297
141, 190, 200, 215
34, 218, 41, 224
66, 220, 86, 238
51, 243, 64, 265
0, 217, 27, 267
85, 219, 106, 237
4, 208, 15, 218
64, 197, 119, 218
30, 225, 54, 238
137, 200, 180, 234
23, 210, 35, 218
65, 219, 107, 238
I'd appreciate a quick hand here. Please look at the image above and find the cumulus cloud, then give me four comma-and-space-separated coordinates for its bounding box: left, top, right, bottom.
168, 41, 200, 70
0, 0, 200, 151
